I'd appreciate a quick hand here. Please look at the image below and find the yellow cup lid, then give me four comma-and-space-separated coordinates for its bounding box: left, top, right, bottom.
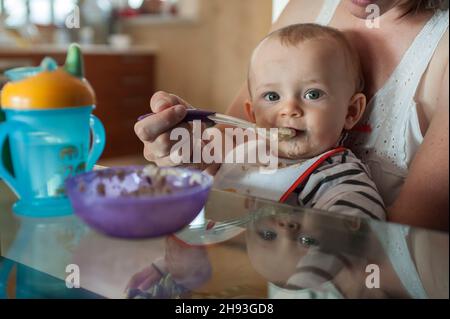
1, 44, 96, 110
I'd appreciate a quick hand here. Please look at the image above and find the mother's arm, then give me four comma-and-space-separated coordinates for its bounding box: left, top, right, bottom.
388, 62, 449, 231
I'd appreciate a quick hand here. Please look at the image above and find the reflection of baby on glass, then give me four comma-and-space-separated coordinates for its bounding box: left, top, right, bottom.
245, 210, 376, 298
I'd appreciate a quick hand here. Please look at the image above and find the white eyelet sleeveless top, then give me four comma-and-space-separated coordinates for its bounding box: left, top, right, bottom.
316, 0, 449, 206
315, 0, 448, 299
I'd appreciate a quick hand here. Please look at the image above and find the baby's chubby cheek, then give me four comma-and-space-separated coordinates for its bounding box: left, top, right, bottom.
253, 110, 276, 127
254, 118, 272, 129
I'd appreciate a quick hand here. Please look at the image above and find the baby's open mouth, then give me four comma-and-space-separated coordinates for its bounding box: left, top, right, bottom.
277, 127, 296, 140
263, 127, 305, 141
277, 127, 305, 140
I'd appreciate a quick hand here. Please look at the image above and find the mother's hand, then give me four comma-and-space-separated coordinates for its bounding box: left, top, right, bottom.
134, 91, 192, 166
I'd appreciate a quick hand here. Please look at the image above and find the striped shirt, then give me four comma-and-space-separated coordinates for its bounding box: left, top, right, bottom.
286, 149, 386, 221
214, 145, 386, 221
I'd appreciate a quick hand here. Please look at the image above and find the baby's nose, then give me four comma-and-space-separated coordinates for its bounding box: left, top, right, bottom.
279, 100, 303, 118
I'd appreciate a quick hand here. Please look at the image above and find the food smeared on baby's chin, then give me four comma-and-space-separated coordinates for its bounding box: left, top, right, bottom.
277, 131, 325, 160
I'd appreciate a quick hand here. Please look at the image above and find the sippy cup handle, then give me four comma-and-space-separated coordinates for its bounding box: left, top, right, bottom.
0, 121, 24, 196
86, 114, 105, 171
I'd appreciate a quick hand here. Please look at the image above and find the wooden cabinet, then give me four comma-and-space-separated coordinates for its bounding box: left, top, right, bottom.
0, 49, 156, 159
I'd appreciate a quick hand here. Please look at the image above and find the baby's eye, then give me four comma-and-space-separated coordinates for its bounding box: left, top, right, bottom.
263, 92, 280, 102
258, 230, 277, 241
304, 89, 324, 100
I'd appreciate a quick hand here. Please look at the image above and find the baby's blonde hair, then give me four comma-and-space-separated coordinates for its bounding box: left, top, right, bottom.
250, 23, 364, 95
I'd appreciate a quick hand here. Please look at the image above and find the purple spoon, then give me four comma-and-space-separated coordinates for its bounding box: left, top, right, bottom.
138, 110, 215, 125
137, 109, 258, 130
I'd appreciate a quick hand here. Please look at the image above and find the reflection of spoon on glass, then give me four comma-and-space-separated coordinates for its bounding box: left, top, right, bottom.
174, 214, 253, 246
174, 207, 284, 246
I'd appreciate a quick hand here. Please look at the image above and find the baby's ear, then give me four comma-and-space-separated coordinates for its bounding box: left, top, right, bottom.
344, 93, 366, 130
245, 100, 256, 123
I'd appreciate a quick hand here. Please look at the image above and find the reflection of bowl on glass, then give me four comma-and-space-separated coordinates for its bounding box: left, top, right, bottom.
65, 166, 213, 239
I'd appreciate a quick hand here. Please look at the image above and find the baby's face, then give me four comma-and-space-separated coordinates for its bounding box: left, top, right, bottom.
248, 37, 357, 159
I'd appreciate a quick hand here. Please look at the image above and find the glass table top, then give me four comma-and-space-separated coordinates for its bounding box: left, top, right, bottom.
0, 181, 448, 299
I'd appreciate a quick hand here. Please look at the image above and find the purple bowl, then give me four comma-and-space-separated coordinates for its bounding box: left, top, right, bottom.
65, 166, 213, 239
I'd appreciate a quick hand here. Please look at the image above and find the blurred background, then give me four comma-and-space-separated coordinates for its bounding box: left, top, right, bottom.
0, 0, 285, 166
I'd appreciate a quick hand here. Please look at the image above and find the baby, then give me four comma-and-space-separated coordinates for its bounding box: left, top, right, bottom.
214, 23, 385, 221
213, 23, 386, 292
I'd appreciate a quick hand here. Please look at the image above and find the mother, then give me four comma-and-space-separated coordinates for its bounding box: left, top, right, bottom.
134, 0, 449, 231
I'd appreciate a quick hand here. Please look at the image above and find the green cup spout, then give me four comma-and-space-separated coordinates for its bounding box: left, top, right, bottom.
64, 43, 84, 78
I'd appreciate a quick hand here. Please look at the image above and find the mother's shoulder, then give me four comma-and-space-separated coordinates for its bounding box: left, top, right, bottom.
415, 29, 448, 122
431, 28, 448, 69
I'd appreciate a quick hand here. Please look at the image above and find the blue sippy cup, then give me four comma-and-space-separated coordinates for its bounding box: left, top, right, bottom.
0, 44, 105, 217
